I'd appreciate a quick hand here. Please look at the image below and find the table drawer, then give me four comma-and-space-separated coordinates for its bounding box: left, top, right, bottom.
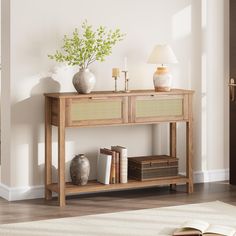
66, 97, 128, 127
130, 95, 188, 123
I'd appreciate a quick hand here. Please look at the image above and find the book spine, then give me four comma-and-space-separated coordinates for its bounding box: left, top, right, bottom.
110, 167, 112, 184
116, 152, 120, 183
111, 153, 116, 184
120, 149, 128, 184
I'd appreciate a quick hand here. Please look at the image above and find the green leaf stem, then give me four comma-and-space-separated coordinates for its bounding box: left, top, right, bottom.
48, 20, 125, 69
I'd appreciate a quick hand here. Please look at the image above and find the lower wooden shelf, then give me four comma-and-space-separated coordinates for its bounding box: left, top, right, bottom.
47, 175, 189, 195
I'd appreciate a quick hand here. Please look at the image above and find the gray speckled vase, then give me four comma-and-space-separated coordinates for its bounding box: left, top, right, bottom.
72, 68, 96, 94
70, 154, 90, 185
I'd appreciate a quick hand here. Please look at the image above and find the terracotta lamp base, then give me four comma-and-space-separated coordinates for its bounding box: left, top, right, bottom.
155, 86, 171, 92
153, 67, 172, 92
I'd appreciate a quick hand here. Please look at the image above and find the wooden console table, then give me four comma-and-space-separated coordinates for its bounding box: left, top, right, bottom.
45, 89, 194, 206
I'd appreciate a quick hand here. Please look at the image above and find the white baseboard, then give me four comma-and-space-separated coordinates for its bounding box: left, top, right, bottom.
0, 169, 230, 201
10, 185, 45, 201
193, 169, 229, 183
0, 183, 44, 201
0, 183, 10, 200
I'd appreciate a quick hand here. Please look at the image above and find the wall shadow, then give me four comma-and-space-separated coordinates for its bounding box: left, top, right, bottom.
12, 77, 60, 186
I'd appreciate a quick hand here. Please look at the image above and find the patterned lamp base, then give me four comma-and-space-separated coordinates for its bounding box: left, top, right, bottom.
153, 67, 172, 92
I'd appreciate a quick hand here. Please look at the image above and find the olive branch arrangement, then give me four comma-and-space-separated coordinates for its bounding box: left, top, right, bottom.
48, 20, 125, 69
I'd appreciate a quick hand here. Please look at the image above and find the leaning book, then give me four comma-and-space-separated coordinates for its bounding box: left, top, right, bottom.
97, 153, 112, 185
173, 220, 236, 236
100, 148, 116, 184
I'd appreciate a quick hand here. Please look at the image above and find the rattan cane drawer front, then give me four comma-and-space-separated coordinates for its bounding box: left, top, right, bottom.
67, 97, 128, 127
132, 95, 187, 123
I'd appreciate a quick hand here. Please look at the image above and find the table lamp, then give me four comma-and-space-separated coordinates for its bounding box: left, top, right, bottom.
148, 44, 178, 92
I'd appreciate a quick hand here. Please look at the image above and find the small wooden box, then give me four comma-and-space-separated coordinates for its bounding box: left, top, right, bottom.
128, 155, 179, 181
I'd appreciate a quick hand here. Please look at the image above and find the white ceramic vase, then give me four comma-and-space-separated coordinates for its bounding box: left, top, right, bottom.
73, 68, 96, 94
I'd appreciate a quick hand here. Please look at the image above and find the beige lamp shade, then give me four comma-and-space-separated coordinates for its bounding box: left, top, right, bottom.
148, 44, 178, 64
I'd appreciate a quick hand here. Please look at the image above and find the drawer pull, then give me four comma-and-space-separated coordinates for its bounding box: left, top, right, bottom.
89, 97, 108, 100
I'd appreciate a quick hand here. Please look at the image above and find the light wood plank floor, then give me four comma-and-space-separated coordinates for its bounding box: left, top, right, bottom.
0, 182, 236, 225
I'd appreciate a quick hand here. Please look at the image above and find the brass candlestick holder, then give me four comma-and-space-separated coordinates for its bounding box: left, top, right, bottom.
112, 68, 120, 92
122, 70, 130, 93
113, 76, 119, 92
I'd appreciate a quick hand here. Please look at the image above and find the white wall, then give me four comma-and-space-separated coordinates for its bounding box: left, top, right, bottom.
0, 0, 1, 182
205, 0, 229, 171
1, 0, 11, 186
0, 0, 229, 198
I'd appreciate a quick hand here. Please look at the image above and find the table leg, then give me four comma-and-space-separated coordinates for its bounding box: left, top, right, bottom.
58, 98, 66, 206
170, 122, 177, 190
170, 123, 177, 157
45, 97, 52, 200
186, 121, 193, 193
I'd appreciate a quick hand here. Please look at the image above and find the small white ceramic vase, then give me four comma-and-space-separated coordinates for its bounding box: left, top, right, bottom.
73, 68, 96, 94
153, 67, 172, 92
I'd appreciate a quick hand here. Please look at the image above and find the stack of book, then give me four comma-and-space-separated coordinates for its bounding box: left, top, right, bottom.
97, 146, 128, 185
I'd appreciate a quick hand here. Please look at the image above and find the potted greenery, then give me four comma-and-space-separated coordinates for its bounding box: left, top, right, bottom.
49, 21, 125, 94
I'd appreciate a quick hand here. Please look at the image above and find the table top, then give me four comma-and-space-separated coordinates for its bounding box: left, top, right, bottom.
44, 89, 194, 99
